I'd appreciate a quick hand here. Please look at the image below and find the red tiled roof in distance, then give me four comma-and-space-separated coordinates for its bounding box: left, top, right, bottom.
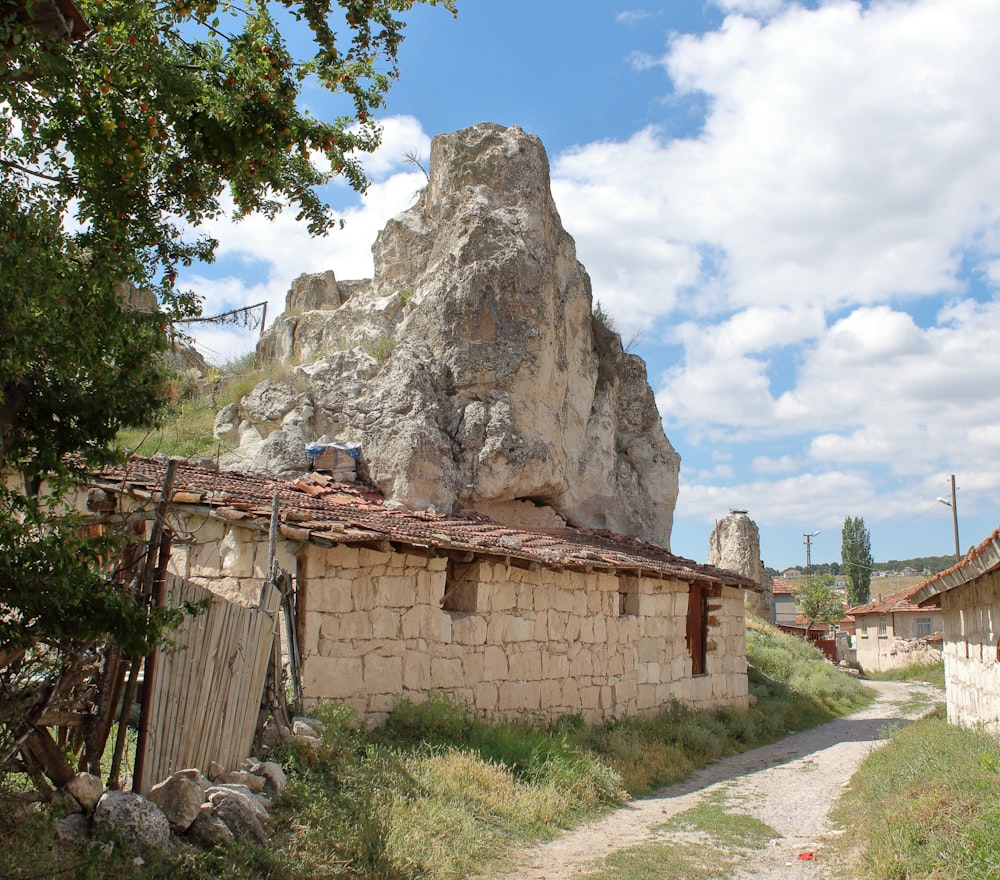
91, 456, 759, 591
848, 581, 941, 616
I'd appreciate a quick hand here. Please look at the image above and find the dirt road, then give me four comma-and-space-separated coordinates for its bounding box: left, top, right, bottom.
499, 679, 942, 880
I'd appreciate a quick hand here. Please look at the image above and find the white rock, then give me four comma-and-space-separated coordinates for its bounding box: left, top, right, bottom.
64, 771, 104, 813
149, 774, 204, 833
224, 123, 680, 548
93, 791, 170, 850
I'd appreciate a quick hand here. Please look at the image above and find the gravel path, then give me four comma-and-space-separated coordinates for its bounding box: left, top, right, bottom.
498, 679, 942, 880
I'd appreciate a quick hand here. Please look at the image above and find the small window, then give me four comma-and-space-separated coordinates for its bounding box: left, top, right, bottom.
917, 617, 933, 638
442, 560, 479, 613
619, 589, 639, 616
878, 616, 888, 637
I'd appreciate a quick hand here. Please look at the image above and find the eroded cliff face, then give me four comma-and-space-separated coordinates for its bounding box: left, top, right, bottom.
217, 123, 680, 548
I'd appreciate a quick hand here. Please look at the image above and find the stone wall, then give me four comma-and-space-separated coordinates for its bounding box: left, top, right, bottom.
854, 611, 943, 673
941, 571, 1000, 732
294, 541, 749, 724
149, 510, 750, 724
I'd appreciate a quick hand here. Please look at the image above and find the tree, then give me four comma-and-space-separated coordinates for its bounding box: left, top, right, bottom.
842, 516, 873, 607
792, 574, 845, 636
0, 0, 454, 784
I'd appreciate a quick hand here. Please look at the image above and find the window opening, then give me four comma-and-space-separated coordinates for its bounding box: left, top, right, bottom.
619, 589, 639, 616
916, 617, 933, 638
878, 615, 888, 637
443, 560, 479, 613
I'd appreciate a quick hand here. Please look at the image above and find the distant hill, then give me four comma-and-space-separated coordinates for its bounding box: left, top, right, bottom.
765, 554, 956, 579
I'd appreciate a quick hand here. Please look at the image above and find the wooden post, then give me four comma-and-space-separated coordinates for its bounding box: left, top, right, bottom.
107, 655, 142, 789
132, 459, 177, 794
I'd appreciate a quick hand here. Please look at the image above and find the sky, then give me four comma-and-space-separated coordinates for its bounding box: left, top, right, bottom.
180, 0, 1000, 570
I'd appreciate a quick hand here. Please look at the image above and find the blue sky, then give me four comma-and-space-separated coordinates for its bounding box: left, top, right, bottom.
184, 0, 1000, 570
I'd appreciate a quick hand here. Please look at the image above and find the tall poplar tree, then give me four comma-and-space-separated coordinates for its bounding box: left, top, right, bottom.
842, 516, 873, 607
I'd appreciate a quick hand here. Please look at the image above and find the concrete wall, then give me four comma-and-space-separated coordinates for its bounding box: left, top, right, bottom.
940, 571, 1000, 733
158, 512, 750, 724
854, 611, 943, 673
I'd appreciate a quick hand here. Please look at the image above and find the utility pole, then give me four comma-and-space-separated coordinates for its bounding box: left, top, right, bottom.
803, 530, 820, 584
937, 475, 961, 563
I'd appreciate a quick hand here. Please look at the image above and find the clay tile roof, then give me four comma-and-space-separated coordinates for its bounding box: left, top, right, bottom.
909, 524, 1000, 607
771, 578, 794, 595
91, 456, 759, 591
848, 582, 941, 616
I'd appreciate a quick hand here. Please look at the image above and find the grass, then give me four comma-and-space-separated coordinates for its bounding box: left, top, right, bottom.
0, 621, 871, 880
829, 711, 1000, 880
864, 660, 946, 689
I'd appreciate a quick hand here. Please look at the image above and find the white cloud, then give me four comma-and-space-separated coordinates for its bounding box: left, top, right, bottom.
553, 0, 1000, 319
713, 0, 786, 18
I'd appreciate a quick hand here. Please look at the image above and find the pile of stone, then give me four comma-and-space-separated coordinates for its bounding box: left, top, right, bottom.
52, 753, 294, 854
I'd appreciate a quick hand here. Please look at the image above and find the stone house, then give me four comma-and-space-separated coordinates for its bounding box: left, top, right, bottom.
89, 456, 759, 725
911, 526, 1000, 732
848, 585, 943, 673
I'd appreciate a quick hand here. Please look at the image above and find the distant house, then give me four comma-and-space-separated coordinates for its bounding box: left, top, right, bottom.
849, 585, 942, 673
771, 578, 798, 626
87, 456, 761, 725
911, 527, 1000, 732
782, 568, 802, 579
772, 578, 853, 661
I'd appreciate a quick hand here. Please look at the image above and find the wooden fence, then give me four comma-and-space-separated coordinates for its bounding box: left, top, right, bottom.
136, 575, 280, 792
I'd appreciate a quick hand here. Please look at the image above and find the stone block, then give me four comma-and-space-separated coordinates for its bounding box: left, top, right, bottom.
508, 651, 542, 681
320, 612, 372, 641
637, 637, 660, 663
473, 681, 499, 711
462, 651, 485, 684
371, 608, 401, 639
302, 655, 363, 699
488, 581, 519, 612
497, 680, 541, 712
427, 556, 448, 572
552, 589, 576, 614
220, 527, 256, 578
351, 575, 379, 611
608, 651, 625, 677
614, 679, 638, 705
502, 614, 536, 642
413, 569, 440, 605
383, 575, 417, 608
451, 613, 487, 646
401, 604, 444, 640
561, 678, 581, 709
636, 683, 657, 710
363, 654, 403, 693
430, 657, 465, 689
578, 685, 601, 711
542, 651, 569, 680
483, 646, 509, 681
358, 547, 392, 568
540, 678, 562, 708
571, 649, 594, 677
328, 544, 361, 570
310, 578, 354, 614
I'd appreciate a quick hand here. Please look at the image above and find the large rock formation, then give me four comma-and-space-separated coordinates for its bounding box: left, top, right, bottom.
707, 510, 773, 619
217, 123, 680, 547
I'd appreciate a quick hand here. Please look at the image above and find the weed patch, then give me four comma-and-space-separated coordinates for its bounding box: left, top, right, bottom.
830, 714, 1000, 880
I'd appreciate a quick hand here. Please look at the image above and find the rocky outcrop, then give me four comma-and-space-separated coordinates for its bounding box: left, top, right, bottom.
708, 510, 773, 619
219, 123, 680, 548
